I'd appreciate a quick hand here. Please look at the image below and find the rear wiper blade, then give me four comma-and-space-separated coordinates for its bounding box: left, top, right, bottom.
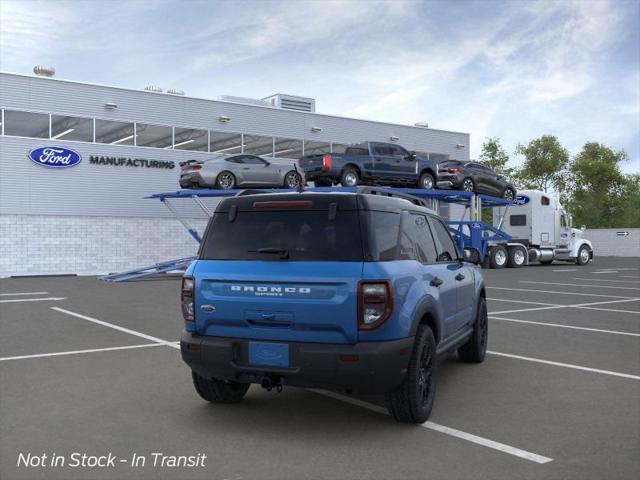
248, 247, 290, 259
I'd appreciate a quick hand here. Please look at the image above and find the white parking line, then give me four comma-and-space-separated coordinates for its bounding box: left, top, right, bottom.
488, 286, 637, 299
0, 343, 163, 362
489, 316, 640, 337
488, 298, 559, 306
573, 278, 640, 284
521, 281, 640, 291
0, 297, 67, 303
552, 269, 578, 272
490, 298, 640, 315
0, 291, 49, 296
311, 389, 553, 464
487, 351, 640, 380
621, 276, 640, 279
593, 270, 619, 274
51, 307, 180, 349
575, 306, 640, 315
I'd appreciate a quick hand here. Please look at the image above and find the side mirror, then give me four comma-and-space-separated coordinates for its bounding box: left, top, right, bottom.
405, 151, 416, 161
463, 247, 481, 265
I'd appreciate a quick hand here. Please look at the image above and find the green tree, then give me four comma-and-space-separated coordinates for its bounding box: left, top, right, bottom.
479, 137, 513, 176
566, 142, 632, 228
618, 174, 640, 227
515, 135, 570, 193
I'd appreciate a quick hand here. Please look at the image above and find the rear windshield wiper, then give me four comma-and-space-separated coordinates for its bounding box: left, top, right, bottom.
248, 247, 290, 259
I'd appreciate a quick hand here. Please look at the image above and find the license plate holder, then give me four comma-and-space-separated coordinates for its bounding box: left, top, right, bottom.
248, 342, 289, 367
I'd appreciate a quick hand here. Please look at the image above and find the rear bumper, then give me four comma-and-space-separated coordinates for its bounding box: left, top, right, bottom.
179, 172, 207, 188
437, 174, 463, 189
301, 167, 340, 181
181, 331, 413, 394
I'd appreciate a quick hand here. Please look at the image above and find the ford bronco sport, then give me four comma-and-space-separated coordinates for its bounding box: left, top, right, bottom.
180, 188, 487, 423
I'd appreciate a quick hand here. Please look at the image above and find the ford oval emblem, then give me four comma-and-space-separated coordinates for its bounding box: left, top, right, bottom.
514, 195, 530, 206
28, 146, 82, 168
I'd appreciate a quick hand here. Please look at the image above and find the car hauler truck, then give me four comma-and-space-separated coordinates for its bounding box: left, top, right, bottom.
487, 189, 593, 268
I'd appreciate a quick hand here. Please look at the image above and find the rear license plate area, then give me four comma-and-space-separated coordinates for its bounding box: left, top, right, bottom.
248, 342, 289, 367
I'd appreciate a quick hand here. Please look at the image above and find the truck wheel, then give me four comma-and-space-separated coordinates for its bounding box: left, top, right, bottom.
191, 371, 250, 403
418, 172, 435, 190
458, 297, 488, 363
507, 246, 526, 268
340, 168, 359, 187
384, 325, 436, 424
502, 188, 516, 201
576, 245, 591, 265
489, 245, 507, 269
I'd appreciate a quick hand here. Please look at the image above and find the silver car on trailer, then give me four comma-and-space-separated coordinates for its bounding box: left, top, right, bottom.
179, 154, 304, 189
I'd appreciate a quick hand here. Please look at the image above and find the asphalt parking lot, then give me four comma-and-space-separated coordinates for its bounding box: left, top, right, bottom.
1, 257, 639, 480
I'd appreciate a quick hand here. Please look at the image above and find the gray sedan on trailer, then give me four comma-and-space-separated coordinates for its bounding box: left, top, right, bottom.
179, 154, 304, 190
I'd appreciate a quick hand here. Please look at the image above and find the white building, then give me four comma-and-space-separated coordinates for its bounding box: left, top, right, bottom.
0, 70, 470, 277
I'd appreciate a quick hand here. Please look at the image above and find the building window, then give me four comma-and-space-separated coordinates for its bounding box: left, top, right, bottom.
273, 137, 303, 159
173, 127, 208, 151
135, 123, 173, 148
331, 143, 348, 153
95, 119, 135, 145
3, 110, 49, 138
303, 140, 330, 156
210, 131, 243, 154
51, 114, 94, 142
243, 134, 274, 156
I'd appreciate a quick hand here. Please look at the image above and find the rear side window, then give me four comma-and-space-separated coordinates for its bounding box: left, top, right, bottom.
345, 147, 369, 155
510, 214, 527, 226
400, 213, 439, 263
200, 210, 362, 261
363, 211, 401, 261
429, 218, 459, 262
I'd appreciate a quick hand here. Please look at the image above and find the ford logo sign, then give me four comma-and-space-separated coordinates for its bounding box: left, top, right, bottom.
514, 195, 530, 206
28, 146, 82, 168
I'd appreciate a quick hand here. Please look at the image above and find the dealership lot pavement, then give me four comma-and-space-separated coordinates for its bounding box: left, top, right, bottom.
1, 257, 639, 479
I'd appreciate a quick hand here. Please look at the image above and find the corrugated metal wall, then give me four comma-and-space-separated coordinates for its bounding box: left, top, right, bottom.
1, 72, 470, 219
587, 229, 640, 257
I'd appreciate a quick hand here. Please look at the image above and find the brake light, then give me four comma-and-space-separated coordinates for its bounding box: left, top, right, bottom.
322, 154, 331, 169
358, 281, 393, 330
296, 158, 301, 167
253, 200, 312, 209
181, 276, 195, 321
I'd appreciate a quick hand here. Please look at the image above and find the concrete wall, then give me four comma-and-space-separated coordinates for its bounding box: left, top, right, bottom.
587, 228, 640, 257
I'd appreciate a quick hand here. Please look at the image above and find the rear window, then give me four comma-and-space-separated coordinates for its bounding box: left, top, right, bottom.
363, 211, 401, 261
200, 210, 363, 261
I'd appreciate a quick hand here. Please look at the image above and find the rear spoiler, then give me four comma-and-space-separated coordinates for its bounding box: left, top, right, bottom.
179, 160, 202, 167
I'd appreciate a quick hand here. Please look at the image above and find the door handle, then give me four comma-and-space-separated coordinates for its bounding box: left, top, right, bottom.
430, 277, 443, 287
455, 273, 465, 281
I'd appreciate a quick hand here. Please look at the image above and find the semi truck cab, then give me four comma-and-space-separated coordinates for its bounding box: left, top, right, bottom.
492, 190, 593, 266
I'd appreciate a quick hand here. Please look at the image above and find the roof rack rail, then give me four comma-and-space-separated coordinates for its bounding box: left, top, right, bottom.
234, 189, 270, 196
356, 186, 429, 207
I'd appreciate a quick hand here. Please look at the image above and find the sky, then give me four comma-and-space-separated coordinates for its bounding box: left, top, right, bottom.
1, 0, 638, 172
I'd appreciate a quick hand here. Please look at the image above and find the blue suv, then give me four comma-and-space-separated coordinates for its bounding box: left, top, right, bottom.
180, 188, 487, 423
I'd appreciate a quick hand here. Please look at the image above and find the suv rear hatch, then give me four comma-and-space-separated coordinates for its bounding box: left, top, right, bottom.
193, 195, 363, 344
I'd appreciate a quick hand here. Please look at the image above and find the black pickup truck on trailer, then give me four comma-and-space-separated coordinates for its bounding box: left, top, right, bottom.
298, 141, 438, 189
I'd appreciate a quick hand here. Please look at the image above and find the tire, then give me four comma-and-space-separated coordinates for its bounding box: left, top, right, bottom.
385, 325, 437, 424
576, 245, 591, 265
418, 172, 435, 190
458, 297, 488, 363
340, 167, 359, 187
216, 171, 236, 190
283, 170, 302, 189
313, 178, 332, 187
461, 177, 475, 192
191, 371, 250, 403
502, 188, 516, 201
489, 245, 507, 269
507, 246, 526, 268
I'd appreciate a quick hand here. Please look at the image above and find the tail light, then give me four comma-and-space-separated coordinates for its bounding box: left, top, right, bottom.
322, 154, 332, 169
296, 158, 301, 167
448, 167, 461, 173
181, 276, 195, 321
358, 281, 393, 330
191, 165, 202, 171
